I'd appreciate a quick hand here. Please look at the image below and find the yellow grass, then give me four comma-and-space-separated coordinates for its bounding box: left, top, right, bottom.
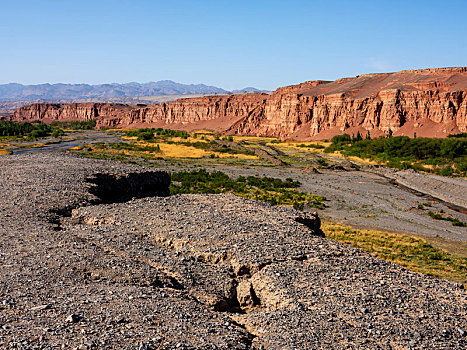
322, 221, 467, 286
324, 150, 381, 165
0, 148, 12, 155
269, 141, 330, 147
216, 153, 258, 160
232, 135, 276, 143
158, 143, 211, 158
345, 155, 381, 165
121, 136, 138, 141
31, 143, 46, 148
153, 142, 258, 160
75, 139, 259, 160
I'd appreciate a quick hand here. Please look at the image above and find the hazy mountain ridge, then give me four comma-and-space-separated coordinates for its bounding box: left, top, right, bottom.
0, 80, 231, 101
231, 87, 265, 93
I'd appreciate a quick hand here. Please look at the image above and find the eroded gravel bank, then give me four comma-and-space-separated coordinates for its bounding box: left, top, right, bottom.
0, 153, 466, 349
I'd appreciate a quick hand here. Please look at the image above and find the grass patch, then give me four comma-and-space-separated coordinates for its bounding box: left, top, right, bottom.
427, 211, 466, 227
170, 169, 326, 209
124, 127, 189, 140
322, 221, 467, 286
297, 143, 325, 149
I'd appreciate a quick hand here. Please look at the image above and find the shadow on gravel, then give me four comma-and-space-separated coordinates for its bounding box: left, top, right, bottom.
50, 171, 171, 230
295, 212, 325, 237
87, 171, 171, 204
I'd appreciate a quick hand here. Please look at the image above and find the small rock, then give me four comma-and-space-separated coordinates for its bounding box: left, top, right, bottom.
66, 314, 82, 323
30, 304, 51, 311
458, 328, 465, 336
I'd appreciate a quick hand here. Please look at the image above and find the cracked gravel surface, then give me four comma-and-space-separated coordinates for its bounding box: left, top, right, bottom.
0, 153, 466, 349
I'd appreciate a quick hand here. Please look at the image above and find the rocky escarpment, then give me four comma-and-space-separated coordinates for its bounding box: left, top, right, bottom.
9, 67, 467, 139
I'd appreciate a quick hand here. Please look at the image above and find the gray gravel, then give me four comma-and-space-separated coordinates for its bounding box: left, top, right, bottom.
0, 153, 466, 349
188, 165, 467, 241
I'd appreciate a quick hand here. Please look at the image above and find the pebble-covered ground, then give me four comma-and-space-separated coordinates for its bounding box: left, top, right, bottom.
191, 165, 467, 242
0, 153, 466, 349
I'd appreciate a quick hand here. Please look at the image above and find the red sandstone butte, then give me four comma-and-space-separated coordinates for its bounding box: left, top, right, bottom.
9, 67, 467, 140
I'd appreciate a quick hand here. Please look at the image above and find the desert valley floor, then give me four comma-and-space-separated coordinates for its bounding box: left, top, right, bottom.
0, 130, 466, 349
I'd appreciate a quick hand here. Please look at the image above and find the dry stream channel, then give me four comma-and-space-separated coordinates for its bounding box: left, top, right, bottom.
4, 130, 467, 243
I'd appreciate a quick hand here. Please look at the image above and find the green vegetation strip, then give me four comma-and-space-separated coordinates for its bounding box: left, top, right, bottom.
323, 222, 467, 286
125, 127, 189, 140
324, 133, 467, 176
96, 142, 161, 153
0, 121, 65, 140
170, 169, 325, 209
297, 143, 325, 149
428, 211, 465, 227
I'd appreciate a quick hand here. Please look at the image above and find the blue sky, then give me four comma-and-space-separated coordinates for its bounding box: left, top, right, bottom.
1, 0, 466, 90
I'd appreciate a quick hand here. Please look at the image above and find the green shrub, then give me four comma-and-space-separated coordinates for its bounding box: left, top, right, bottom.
297, 143, 325, 149
428, 211, 466, 227
51, 129, 65, 138
331, 134, 351, 145
169, 169, 325, 210
137, 131, 155, 141
317, 158, 328, 167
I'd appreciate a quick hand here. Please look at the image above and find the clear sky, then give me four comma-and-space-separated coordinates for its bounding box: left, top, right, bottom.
1, 0, 466, 90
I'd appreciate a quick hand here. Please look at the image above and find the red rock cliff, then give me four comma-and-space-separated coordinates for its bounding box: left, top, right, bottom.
10, 68, 467, 139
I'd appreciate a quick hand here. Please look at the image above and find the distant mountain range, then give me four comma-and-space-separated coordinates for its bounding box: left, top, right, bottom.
0, 80, 265, 102
231, 87, 263, 93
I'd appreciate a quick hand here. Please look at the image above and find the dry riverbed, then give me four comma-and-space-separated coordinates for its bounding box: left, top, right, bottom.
0, 153, 465, 349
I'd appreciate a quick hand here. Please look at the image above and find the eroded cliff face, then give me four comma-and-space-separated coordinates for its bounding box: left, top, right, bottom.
10, 68, 467, 139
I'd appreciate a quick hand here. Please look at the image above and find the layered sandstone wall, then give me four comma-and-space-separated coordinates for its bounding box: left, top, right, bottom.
9, 68, 467, 139
227, 89, 466, 138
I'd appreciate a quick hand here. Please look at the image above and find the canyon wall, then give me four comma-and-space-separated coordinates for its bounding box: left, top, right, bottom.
9, 68, 467, 139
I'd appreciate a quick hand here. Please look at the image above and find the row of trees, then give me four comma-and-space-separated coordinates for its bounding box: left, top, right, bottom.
125, 128, 189, 140
324, 133, 466, 175
0, 121, 64, 139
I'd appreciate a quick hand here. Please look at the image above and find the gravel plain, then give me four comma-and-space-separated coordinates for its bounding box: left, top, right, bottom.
0, 152, 466, 349
189, 165, 467, 242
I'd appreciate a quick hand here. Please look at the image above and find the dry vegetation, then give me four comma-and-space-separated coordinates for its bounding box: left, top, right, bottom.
323, 221, 467, 286
71, 129, 260, 163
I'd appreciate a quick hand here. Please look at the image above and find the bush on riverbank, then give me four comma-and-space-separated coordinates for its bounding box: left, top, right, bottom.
0, 121, 65, 140
324, 133, 466, 176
